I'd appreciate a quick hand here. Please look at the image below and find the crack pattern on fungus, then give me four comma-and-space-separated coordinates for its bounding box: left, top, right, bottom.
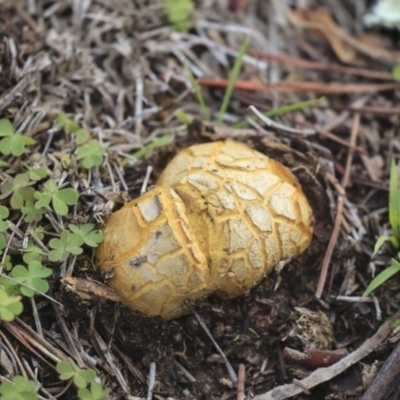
96, 141, 314, 319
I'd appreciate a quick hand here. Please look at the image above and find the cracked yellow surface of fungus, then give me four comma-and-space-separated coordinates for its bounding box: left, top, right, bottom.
96, 141, 314, 319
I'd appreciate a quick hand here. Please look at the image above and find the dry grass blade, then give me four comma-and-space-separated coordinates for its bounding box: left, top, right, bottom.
195, 313, 238, 384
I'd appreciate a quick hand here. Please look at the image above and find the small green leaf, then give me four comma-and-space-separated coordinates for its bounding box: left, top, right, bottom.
75, 129, 90, 145
164, 0, 194, 32
132, 134, 173, 159
22, 201, 46, 223
0, 289, 23, 321
0, 275, 20, 296
10, 261, 52, 297
34, 180, 78, 216
373, 235, 392, 254
1, 255, 13, 271
27, 166, 48, 181
1, 173, 35, 209
389, 159, 400, 241
34, 191, 51, 209
0, 220, 8, 231
0, 206, 9, 233
393, 65, 400, 82
57, 359, 96, 389
52, 195, 68, 215
0, 375, 38, 400
57, 360, 76, 380
54, 188, 79, 206
57, 112, 80, 133
0, 205, 9, 219
0, 119, 14, 136
75, 140, 105, 169
21, 241, 46, 263
78, 382, 109, 400
0, 234, 6, 250
48, 231, 84, 262
73, 369, 97, 389
363, 259, 400, 297
0, 133, 35, 157
69, 224, 104, 247
175, 109, 194, 124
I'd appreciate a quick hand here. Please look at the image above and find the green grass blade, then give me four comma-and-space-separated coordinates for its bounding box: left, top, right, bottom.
389, 159, 400, 241
373, 235, 392, 255
217, 36, 250, 124
132, 134, 174, 159
186, 63, 210, 122
363, 260, 400, 297
232, 97, 325, 129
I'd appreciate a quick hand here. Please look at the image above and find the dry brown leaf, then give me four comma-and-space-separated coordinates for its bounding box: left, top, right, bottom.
287, 8, 399, 65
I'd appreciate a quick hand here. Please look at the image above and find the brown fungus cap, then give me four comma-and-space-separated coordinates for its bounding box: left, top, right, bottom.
96, 141, 314, 319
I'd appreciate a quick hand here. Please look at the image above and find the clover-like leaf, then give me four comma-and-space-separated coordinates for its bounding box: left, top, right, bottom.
0, 119, 14, 136
26, 166, 48, 181
57, 113, 91, 145
57, 359, 96, 389
48, 230, 84, 262
69, 224, 104, 247
0, 205, 9, 232
0, 119, 35, 157
34, 180, 79, 216
75, 140, 105, 169
21, 241, 46, 263
1, 255, 13, 272
0, 274, 20, 296
1, 173, 35, 209
75, 129, 90, 145
53, 189, 78, 215
22, 201, 46, 223
78, 382, 109, 400
57, 112, 80, 133
164, 0, 194, 32
27, 226, 45, 241
0, 289, 23, 321
10, 261, 52, 297
0, 375, 38, 400
0, 235, 6, 251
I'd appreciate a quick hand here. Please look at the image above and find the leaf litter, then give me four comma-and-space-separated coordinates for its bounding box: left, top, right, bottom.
1, 1, 400, 399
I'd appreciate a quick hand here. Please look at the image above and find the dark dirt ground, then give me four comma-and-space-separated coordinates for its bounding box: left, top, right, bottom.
2, 1, 400, 399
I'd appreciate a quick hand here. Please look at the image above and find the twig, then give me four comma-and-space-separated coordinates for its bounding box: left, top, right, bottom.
92, 330, 130, 395
22, 357, 54, 399
254, 310, 400, 400
113, 345, 146, 383
4, 322, 58, 368
173, 360, 196, 383
30, 297, 43, 337
194, 312, 238, 383
0, 329, 27, 378
335, 296, 374, 303
315, 193, 344, 298
316, 112, 360, 298
361, 338, 400, 399
0, 76, 29, 112
237, 364, 246, 400
246, 50, 393, 80
140, 166, 153, 195
198, 79, 400, 94
51, 302, 84, 368
342, 113, 360, 188
147, 362, 156, 400
247, 105, 315, 135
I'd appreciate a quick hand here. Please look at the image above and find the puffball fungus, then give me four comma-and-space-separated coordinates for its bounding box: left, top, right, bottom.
96, 141, 314, 319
